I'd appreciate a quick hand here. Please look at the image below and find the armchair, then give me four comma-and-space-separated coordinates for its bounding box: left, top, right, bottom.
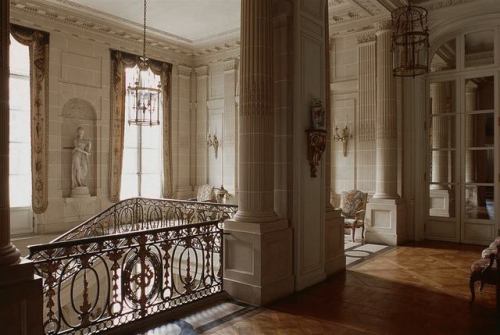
341, 190, 368, 242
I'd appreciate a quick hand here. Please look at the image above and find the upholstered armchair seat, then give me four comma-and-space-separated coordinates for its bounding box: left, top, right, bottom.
340, 190, 368, 242
470, 236, 500, 302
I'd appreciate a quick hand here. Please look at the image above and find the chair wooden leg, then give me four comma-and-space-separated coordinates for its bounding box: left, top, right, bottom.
470, 275, 476, 303
361, 224, 365, 241
351, 226, 356, 242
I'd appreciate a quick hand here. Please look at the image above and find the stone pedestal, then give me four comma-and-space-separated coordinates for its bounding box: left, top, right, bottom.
365, 198, 406, 245
223, 219, 294, 305
71, 186, 90, 198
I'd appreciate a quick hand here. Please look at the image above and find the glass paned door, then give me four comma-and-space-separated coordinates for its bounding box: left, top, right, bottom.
426, 75, 498, 244
427, 80, 460, 241
461, 76, 496, 244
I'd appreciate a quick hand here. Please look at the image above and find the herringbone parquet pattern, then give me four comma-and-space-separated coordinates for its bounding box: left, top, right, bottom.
206, 242, 498, 335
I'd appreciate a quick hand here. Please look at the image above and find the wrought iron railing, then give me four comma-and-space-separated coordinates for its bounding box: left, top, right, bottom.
28, 198, 237, 335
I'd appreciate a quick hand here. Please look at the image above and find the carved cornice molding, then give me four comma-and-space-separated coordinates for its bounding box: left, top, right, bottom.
423, 0, 478, 11
375, 19, 392, 32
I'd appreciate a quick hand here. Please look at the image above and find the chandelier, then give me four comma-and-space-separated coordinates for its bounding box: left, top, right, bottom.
391, 1, 429, 77
127, 0, 161, 126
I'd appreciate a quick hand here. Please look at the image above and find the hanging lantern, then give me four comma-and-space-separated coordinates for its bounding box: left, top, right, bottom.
126, 0, 161, 126
391, 2, 429, 77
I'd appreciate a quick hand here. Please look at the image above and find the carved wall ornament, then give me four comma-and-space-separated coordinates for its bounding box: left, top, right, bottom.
333, 125, 353, 157
306, 98, 327, 177
306, 129, 327, 178
207, 133, 219, 159
310, 98, 326, 130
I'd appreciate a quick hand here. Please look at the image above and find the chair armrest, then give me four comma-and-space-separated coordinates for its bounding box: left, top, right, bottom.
354, 209, 366, 220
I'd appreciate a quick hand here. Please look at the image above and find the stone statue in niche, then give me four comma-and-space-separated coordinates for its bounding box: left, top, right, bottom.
71, 126, 92, 197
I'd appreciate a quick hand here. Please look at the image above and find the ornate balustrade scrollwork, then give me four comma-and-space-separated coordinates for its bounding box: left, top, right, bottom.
28, 198, 236, 335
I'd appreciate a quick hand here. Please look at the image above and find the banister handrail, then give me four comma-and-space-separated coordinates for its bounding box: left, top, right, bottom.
51, 197, 237, 243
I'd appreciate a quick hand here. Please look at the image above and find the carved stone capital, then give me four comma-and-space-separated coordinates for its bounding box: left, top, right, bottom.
194, 65, 208, 77
357, 31, 376, 44
224, 58, 237, 72
375, 19, 392, 33
177, 65, 192, 78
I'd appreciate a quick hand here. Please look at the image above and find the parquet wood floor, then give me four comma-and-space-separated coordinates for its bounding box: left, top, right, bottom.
205, 241, 498, 335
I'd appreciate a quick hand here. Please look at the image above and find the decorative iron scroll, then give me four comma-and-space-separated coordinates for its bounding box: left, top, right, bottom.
28, 198, 235, 335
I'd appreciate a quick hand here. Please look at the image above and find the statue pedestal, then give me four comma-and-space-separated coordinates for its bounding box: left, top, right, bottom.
71, 186, 90, 198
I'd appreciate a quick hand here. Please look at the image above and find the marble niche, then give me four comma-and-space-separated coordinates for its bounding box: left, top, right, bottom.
61, 98, 99, 223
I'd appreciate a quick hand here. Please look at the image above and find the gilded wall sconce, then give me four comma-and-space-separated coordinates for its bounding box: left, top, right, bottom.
333, 125, 352, 157
207, 133, 219, 159
306, 98, 327, 178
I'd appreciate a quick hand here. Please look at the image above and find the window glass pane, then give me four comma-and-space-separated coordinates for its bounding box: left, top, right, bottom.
9, 38, 31, 208
10, 37, 30, 76
465, 30, 494, 67
429, 116, 456, 149
430, 150, 455, 184
9, 77, 31, 111
120, 174, 138, 200
431, 39, 456, 72
429, 184, 455, 218
430, 81, 455, 115
141, 174, 161, 198
465, 76, 494, 111
141, 126, 161, 149
465, 149, 494, 184
9, 175, 31, 207
466, 113, 494, 148
465, 185, 494, 220
141, 148, 161, 174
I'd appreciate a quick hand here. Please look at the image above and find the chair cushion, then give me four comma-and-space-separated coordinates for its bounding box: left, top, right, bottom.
197, 184, 215, 202
471, 258, 497, 273
341, 190, 367, 218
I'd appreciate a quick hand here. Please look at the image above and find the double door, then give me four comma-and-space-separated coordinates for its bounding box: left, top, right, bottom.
426, 73, 498, 245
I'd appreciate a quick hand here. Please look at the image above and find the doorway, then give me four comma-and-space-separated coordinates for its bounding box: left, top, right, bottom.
426, 74, 498, 244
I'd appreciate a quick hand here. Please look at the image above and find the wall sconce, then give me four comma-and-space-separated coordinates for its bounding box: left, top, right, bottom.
333, 125, 352, 157
207, 133, 219, 159
306, 98, 327, 178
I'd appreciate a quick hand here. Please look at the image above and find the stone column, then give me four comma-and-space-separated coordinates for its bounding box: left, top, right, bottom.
233, 0, 275, 222
223, 0, 293, 305
365, 21, 405, 245
0, 2, 43, 332
374, 21, 398, 199
0, 0, 20, 266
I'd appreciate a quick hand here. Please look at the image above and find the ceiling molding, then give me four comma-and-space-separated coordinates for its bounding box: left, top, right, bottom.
10, 0, 241, 60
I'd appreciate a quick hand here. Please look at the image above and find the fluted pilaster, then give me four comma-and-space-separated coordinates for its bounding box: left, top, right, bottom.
235, 0, 276, 222
373, 22, 398, 199
0, 0, 21, 265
